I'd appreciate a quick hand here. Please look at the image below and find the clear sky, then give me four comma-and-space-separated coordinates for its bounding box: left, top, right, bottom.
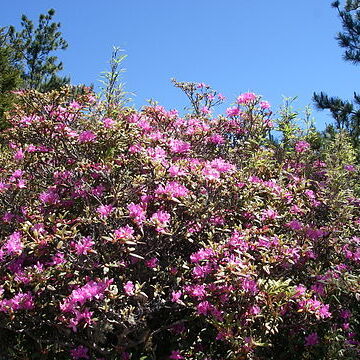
1, 0, 357, 130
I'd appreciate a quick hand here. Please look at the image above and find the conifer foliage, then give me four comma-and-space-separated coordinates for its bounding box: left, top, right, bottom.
8, 8, 69, 92
313, 1, 360, 152
0, 28, 22, 130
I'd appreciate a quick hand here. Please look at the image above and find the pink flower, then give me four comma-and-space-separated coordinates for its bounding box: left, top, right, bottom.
3, 231, 23, 255
12, 169, 24, 178
128, 203, 146, 225
226, 106, 241, 117
68, 101, 80, 109
259, 100, 271, 109
237, 92, 257, 104
150, 210, 171, 232
202, 166, 220, 181
0, 182, 9, 192
261, 208, 278, 220
92, 184, 106, 197
242, 278, 258, 294
120, 352, 130, 360
14, 149, 25, 161
124, 281, 135, 296
293, 285, 307, 298
72, 236, 94, 255
171, 291, 182, 303
147, 146, 167, 161
79, 131, 97, 143
60, 279, 112, 312
185, 284, 206, 299
68, 308, 94, 332
304, 333, 319, 346
103, 117, 115, 128
290, 204, 303, 214
317, 304, 332, 319
168, 139, 191, 154
136, 118, 152, 131
344, 164, 356, 171
168, 165, 187, 177
114, 225, 135, 241
169, 350, 184, 359
286, 220, 303, 230
97, 204, 114, 218
201, 106, 211, 114
17, 179, 27, 189
295, 140, 310, 153
340, 309, 352, 319
0, 292, 35, 312
70, 345, 90, 359
155, 181, 189, 198
197, 301, 212, 315
192, 264, 212, 278
2, 212, 14, 223
129, 143, 143, 153
209, 158, 235, 173
51, 252, 65, 265
39, 189, 59, 205
190, 248, 214, 263
249, 305, 261, 315
208, 134, 225, 144
305, 189, 316, 200
146, 257, 159, 268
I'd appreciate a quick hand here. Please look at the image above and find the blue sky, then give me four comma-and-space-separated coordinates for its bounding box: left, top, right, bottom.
1, 0, 357, 130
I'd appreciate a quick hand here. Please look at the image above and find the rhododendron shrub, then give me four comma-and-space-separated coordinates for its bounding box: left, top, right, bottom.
0, 84, 359, 359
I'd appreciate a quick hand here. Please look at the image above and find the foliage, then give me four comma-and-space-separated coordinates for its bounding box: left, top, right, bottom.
0, 83, 359, 360
0, 28, 22, 130
7, 8, 69, 92
98, 47, 132, 118
313, 1, 360, 154
332, 0, 360, 64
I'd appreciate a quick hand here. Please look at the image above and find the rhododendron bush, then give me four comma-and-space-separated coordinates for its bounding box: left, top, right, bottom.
0, 84, 359, 360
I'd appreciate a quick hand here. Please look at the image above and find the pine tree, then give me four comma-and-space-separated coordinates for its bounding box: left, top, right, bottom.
333, 0, 360, 64
0, 28, 22, 130
8, 8, 69, 92
313, 1, 360, 151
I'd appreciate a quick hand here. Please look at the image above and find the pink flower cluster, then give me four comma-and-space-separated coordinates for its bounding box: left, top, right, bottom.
60, 279, 113, 313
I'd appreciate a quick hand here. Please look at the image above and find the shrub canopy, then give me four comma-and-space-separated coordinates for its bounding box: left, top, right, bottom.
0, 85, 359, 359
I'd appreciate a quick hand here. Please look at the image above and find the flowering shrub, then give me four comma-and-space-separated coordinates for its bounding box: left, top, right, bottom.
0, 84, 359, 359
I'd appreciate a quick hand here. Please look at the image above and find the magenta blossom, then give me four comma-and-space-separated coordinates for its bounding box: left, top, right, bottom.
155, 181, 189, 198
295, 140, 310, 153
70, 345, 90, 359
236, 92, 257, 104
128, 203, 146, 225
171, 291, 182, 304
168, 139, 191, 154
146, 257, 159, 268
72, 236, 94, 255
14, 148, 25, 161
124, 281, 135, 296
78, 131, 97, 143
103, 117, 115, 128
114, 225, 135, 241
169, 350, 184, 359
226, 106, 241, 117
304, 332, 319, 346
39, 189, 59, 205
97, 204, 114, 218
3, 231, 23, 255
259, 100, 271, 109
150, 210, 171, 232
